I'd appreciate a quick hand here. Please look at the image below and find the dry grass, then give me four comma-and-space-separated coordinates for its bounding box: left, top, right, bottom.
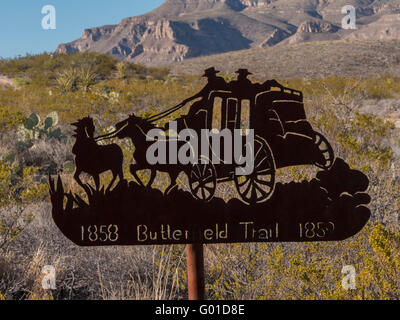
0, 203, 188, 300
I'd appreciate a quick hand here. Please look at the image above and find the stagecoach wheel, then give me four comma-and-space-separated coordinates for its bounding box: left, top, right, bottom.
314, 132, 334, 170
234, 138, 276, 205
188, 159, 217, 202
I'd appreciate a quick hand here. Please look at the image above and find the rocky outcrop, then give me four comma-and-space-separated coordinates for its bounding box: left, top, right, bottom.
297, 20, 339, 33
56, 0, 400, 65
280, 20, 341, 45
259, 28, 291, 47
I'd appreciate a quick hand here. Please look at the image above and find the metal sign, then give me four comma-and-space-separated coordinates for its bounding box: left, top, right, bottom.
49, 67, 371, 246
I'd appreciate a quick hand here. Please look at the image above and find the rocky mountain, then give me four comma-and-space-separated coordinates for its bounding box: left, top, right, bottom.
56, 0, 400, 65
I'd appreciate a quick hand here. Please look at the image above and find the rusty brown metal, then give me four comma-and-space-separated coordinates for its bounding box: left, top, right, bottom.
50, 73, 371, 250
186, 243, 205, 300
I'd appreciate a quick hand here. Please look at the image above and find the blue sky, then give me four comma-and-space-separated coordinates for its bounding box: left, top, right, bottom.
0, 1, 164, 59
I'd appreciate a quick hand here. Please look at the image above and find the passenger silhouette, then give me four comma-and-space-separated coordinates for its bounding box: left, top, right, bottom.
229, 69, 283, 94
172, 67, 228, 132
229, 69, 254, 97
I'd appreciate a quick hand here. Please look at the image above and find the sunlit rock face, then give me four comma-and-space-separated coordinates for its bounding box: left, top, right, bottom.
56, 0, 400, 65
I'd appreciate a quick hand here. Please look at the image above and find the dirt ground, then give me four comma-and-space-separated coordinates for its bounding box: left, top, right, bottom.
0, 75, 15, 88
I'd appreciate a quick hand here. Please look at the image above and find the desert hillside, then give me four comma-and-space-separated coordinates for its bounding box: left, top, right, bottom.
168, 39, 400, 79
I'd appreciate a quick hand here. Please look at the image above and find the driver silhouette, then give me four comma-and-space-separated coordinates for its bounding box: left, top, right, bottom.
182, 67, 228, 116
175, 67, 228, 131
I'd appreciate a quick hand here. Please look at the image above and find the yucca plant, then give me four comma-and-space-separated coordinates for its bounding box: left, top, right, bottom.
116, 62, 128, 80
79, 66, 98, 92
56, 68, 79, 92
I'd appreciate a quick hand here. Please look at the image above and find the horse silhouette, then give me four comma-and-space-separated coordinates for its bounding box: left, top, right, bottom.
96, 114, 182, 194
72, 117, 124, 191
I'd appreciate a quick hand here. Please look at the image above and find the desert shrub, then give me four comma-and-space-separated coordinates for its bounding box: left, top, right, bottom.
21, 138, 72, 174
76, 52, 115, 80
0, 162, 47, 251
0, 109, 24, 133
148, 67, 170, 81
0, 52, 115, 87
113, 62, 170, 81
206, 223, 400, 300
13, 76, 31, 87
363, 75, 400, 99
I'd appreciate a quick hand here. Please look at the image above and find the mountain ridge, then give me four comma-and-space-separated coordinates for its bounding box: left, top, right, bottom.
56, 0, 400, 65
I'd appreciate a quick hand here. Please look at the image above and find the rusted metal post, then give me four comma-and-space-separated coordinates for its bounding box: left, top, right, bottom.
186, 243, 205, 300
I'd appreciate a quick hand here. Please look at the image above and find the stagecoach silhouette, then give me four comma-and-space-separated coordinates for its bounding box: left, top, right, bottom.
91, 82, 334, 206
178, 86, 334, 204
53, 70, 372, 248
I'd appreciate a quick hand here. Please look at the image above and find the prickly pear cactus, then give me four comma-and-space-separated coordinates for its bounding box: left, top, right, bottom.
24, 113, 40, 130
44, 111, 59, 129
49, 128, 62, 139
18, 111, 64, 142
